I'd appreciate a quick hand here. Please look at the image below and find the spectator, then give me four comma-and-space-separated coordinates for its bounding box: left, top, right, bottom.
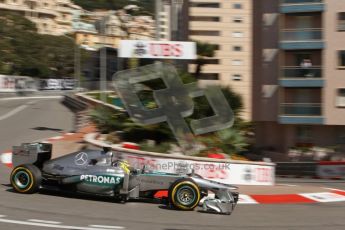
300, 59, 313, 77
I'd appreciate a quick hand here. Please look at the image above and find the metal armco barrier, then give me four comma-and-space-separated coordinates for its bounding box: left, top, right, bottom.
62, 95, 88, 112
276, 162, 318, 177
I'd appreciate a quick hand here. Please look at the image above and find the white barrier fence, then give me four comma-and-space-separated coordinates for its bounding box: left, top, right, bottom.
0, 75, 77, 92
0, 75, 37, 92
85, 133, 276, 186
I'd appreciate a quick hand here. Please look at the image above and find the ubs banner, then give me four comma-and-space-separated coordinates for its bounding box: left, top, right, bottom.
118, 40, 196, 60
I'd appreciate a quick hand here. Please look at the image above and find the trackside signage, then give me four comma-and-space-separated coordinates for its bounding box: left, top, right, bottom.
119, 153, 275, 186
118, 40, 196, 59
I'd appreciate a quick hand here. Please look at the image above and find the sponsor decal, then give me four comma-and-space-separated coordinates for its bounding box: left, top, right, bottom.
134, 42, 147, 56
82, 175, 121, 184
80, 175, 122, 185
74, 152, 88, 166
139, 178, 164, 185
244, 167, 252, 182
119, 40, 196, 59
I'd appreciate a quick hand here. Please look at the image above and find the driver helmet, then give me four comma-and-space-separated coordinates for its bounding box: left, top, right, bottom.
102, 146, 111, 153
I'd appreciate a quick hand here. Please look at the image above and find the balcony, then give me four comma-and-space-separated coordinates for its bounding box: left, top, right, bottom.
280, 66, 324, 87
280, 29, 324, 50
280, 0, 324, 13
279, 103, 324, 124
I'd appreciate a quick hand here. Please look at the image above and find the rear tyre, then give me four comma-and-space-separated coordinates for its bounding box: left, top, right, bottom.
168, 178, 201, 211
10, 164, 42, 194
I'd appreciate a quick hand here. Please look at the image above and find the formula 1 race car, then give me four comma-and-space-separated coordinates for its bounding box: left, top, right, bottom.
9, 142, 239, 214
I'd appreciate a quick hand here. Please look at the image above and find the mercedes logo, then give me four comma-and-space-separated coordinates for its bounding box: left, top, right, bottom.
75, 152, 88, 166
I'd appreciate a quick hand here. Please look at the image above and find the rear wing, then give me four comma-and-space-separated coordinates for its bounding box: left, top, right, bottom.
12, 142, 52, 168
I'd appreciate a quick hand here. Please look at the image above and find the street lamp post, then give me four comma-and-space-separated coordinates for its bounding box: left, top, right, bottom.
62, 34, 81, 91
100, 16, 107, 102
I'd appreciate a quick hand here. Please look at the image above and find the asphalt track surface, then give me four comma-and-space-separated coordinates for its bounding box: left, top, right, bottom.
0, 97, 345, 230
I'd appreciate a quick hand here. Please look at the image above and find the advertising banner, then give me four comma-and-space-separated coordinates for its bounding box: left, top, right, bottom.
0, 75, 16, 92
117, 152, 275, 186
317, 162, 345, 179
118, 40, 196, 59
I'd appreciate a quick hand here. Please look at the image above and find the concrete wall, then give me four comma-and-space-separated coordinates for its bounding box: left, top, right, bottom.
252, 0, 280, 122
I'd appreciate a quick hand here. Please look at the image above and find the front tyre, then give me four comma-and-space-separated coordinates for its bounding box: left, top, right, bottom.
168, 179, 201, 211
10, 164, 42, 194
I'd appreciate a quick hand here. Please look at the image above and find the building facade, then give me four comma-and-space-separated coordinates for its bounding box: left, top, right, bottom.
0, 0, 81, 35
188, 0, 253, 120
158, 0, 190, 41
253, 0, 345, 153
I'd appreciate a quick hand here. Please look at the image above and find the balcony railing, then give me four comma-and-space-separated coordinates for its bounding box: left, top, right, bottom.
282, 0, 322, 4
281, 66, 322, 78
281, 103, 322, 116
281, 29, 322, 41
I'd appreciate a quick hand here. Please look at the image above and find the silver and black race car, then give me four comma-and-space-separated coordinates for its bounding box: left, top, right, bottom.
9, 142, 239, 214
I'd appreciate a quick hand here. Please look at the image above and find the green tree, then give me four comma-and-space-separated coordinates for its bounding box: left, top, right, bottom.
0, 11, 84, 78
194, 41, 217, 79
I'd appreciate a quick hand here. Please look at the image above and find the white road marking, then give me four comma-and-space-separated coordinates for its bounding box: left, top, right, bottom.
238, 194, 259, 204
0, 96, 62, 101
0, 218, 124, 230
27, 219, 62, 225
0, 104, 28, 121
0, 215, 7, 218
65, 133, 75, 135
323, 188, 345, 192
0, 99, 41, 121
276, 183, 298, 187
48, 136, 64, 140
300, 192, 345, 202
89, 225, 125, 229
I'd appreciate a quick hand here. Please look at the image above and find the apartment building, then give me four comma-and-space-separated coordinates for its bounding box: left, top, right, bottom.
0, 0, 80, 35
188, 0, 253, 120
253, 0, 345, 153
157, 0, 189, 41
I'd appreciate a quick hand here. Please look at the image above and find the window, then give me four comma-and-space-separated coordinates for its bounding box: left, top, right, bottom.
189, 16, 220, 22
190, 30, 220, 36
232, 31, 243, 38
232, 60, 243, 66
338, 51, 345, 67
190, 2, 220, 8
198, 73, 219, 80
192, 59, 219, 65
232, 74, 242, 81
160, 21, 165, 25
338, 13, 345, 31
233, 3, 242, 9
233, 46, 242, 51
233, 17, 243, 23
336, 89, 345, 107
